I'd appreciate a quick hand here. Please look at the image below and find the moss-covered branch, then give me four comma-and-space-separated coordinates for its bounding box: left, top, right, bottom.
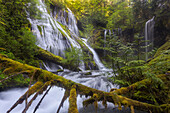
23, 80, 53, 113
68, 85, 79, 113
111, 74, 167, 95
35, 47, 79, 71
154, 40, 170, 57
7, 81, 44, 113
0, 55, 167, 112
36, 47, 63, 64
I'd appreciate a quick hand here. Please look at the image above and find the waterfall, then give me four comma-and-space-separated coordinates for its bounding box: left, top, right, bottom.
57, 8, 79, 36
0, 1, 120, 113
145, 16, 155, 60
82, 38, 107, 70
28, 0, 106, 70
67, 8, 79, 36
27, 0, 81, 57
104, 29, 107, 58
27, 0, 85, 70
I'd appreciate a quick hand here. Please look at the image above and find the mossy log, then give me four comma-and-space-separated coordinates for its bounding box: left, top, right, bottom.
0, 55, 167, 112
35, 47, 79, 71
36, 47, 63, 64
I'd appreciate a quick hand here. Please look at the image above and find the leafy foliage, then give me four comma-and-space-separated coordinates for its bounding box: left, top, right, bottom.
0, 69, 30, 90
60, 47, 83, 70
107, 1, 134, 30
0, 0, 39, 66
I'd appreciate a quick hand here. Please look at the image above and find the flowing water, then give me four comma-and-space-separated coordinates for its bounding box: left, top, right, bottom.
145, 16, 155, 60
82, 38, 107, 70
104, 30, 107, 58
0, 0, 121, 112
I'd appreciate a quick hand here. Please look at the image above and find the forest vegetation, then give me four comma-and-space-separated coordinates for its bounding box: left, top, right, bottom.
0, 0, 169, 113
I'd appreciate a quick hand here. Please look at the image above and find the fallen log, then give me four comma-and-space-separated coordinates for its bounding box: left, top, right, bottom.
35, 47, 79, 71
0, 55, 167, 113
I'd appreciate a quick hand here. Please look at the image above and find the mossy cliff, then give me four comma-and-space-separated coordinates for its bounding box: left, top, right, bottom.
147, 40, 170, 75
154, 40, 170, 57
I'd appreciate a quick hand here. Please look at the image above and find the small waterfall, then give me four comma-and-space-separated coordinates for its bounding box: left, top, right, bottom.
57, 8, 79, 36
104, 29, 107, 58
117, 28, 122, 36
109, 29, 112, 36
145, 16, 155, 60
67, 8, 79, 36
82, 38, 107, 70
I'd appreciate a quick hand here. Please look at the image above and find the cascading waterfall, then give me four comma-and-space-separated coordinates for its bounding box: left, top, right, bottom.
145, 16, 155, 60
27, 1, 81, 56
82, 38, 107, 70
27, 0, 83, 70
0, 0, 119, 112
67, 8, 79, 36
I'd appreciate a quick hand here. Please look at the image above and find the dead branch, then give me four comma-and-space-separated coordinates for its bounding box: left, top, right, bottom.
0, 71, 29, 83
56, 89, 70, 113
22, 81, 53, 113
33, 85, 52, 113
7, 81, 43, 113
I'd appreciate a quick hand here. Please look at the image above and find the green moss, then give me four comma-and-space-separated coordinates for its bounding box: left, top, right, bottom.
68, 85, 78, 113
37, 47, 63, 61
37, 25, 42, 35
148, 52, 170, 75
36, 47, 79, 70
0, 55, 166, 112
154, 40, 170, 57
0, 71, 30, 90
57, 69, 64, 72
